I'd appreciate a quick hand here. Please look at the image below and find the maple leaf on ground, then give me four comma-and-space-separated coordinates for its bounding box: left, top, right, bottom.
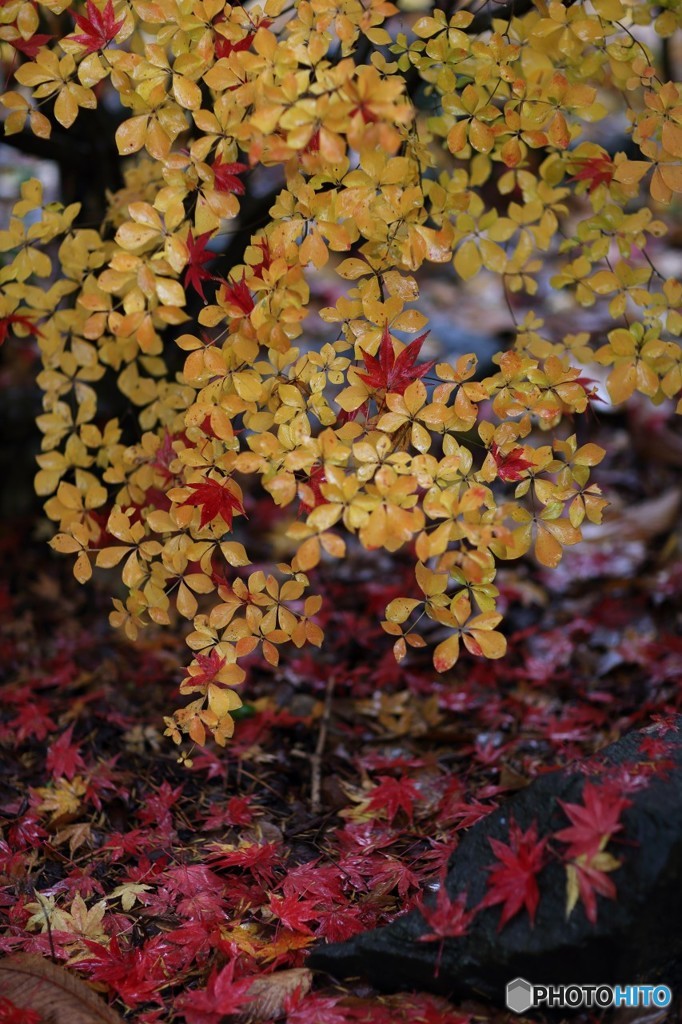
284, 991, 349, 1024
565, 852, 620, 924
70, 0, 125, 52
366, 775, 419, 824
269, 893, 320, 934
212, 156, 248, 194
180, 477, 245, 530
175, 960, 253, 1024
479, 818, 548, 930
46, 724, 86, 780
555, 781, 631, 860
357, 324, 434, 395
79, 935, 166, 1005
183, 230, 216, 301
490, 442, 532, 482
206, 840, 281, 885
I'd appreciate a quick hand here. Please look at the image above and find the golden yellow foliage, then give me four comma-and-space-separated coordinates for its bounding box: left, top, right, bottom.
1, 0, 680, 745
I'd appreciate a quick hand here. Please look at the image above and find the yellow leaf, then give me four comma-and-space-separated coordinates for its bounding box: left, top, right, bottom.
115, 115, 148, 156
433, 634, 460, 672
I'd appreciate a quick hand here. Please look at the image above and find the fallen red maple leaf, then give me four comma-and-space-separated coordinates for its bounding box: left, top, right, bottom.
284, 991, 349, 1024
357, 323, 434, 396
567, 854, 619, 925
366, 775, 420, 824
180, 477, 244, 530
555, 781, 630, 860
45, 724, 86, 780
70, 0, 125, 52
419, 886, 475, 941
479, 818, 548, 929
173, 959, 253, 1024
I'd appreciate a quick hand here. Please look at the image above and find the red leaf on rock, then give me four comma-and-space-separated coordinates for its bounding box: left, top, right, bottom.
357, 323, 434, 396
419, 886, 475, 941
480, 819, 547, 929
568, 857, 618, 925
555, 782, 630, 860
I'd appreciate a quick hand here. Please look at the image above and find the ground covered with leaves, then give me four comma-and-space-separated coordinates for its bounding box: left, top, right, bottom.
1, 401, 682, 1024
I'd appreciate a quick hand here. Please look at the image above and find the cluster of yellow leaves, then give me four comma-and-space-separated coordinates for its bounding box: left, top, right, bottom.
1, 0, 680, 747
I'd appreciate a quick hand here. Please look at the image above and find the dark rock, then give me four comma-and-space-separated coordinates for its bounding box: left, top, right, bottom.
309, 717, 682, 1004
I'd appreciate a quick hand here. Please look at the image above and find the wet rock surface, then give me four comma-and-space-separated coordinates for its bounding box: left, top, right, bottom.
310, 717, 682, 1005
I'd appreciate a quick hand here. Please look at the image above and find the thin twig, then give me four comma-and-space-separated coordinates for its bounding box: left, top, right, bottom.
310, 675, 335, 814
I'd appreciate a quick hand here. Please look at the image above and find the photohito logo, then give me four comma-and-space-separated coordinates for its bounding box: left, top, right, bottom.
505, 978, 672, 1013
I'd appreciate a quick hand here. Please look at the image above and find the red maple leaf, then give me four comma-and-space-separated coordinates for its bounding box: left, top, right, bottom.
250, 237, 272, 278
71, 0, 125, 52
180, 477, 244, 530
284, 991, 349, 1024
46, 723, 86, 780
188, 649, 227, 688
220, 276, 254, 316
211, 156, 248, 194
480, 818, 548, 929
357, 323, 435, 395
490, 442, 532, 482
207, 841, 281, 885
555, 782, 630, 860
569, 155, 615, 193
8, 34, 54, 58
299, 464, 327, 514
213, 19, 271, 59
569, 857, 618, 925
419, 886, 475, 941
174, 960, 253, 1024
0, 314, 42, 347
183, 229, 216, 301
367, 775, 419, 824
269, 892, 320, 934
418, 885, 475, 979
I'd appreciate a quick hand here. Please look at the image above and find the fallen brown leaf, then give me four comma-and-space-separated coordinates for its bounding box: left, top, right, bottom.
237, 967, 312, 1023
0, 955, 124, 1024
